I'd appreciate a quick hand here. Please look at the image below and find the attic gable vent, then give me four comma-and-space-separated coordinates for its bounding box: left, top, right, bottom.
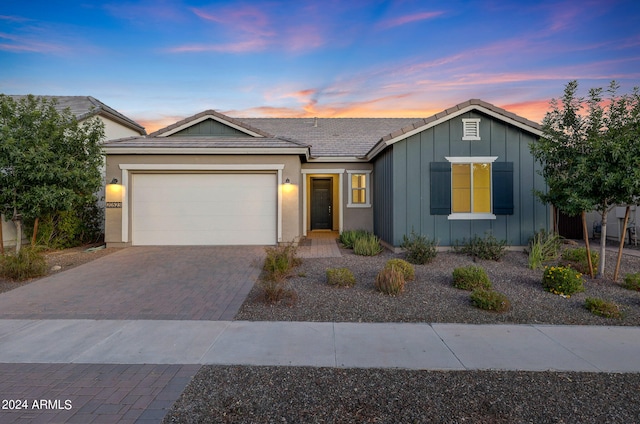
462, 118, 481, 141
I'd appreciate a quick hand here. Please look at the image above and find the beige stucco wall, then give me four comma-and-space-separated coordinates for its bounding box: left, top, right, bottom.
98, 116, 144, 140
302, 162, 374, 233
1, 216, 18, 249
105, 153, 302, 246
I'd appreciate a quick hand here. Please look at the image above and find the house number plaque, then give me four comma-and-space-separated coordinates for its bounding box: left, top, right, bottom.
106, 202, 122, 208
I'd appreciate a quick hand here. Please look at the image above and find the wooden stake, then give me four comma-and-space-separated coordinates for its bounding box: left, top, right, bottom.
614, 206, 630, 281
582, 211, 594, 278
31, 217, 39, 246
0, 214, 4, 255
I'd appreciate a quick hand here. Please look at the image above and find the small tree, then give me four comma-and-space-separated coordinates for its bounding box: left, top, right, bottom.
0, 95, 105, 252
532, 81, 640, 278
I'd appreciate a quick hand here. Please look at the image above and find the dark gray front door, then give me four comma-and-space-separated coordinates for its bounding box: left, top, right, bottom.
311, 178, 332, 230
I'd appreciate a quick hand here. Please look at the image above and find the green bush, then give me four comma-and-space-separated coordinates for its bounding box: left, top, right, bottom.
561, 247, 598, 275
622, 272, 640, 291
353, 233, 383, 256
585, 297, 622, 319
453, 233, 507, 261
375, 267, 405, 295
27, 199, 103, 249
452, 266, 492, 291
400, 230, 438, 264
0, 246, 48, 281
542, 265, 584, 296
384, 259, 415, 281
338, 229, 370, 249
471, 289, 510, 312
527, 230, 562, 270
326, 267, 356, 287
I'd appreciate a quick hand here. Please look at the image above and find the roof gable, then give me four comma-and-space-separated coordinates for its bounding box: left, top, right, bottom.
367, 99, 543, 159
150, 109, 272, 138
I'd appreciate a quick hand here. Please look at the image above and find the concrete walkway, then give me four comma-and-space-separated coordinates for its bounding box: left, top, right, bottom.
297, 231, 342, 258
1, 320, 639, 373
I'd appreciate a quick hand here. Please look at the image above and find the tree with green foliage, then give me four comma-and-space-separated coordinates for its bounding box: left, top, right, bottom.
532, 81, 640, 278
0, 94, 105, 252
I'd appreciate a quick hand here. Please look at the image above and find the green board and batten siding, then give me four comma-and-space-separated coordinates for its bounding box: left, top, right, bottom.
373, 111, 548, 247
172, 119, 247, 137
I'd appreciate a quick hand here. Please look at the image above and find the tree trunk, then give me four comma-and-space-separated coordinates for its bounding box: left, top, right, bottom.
614, 206, 630, 281
582, 211, 594, 278
598, 210, 607, 278
13, 218, 22, 253
31, 217, 39, 246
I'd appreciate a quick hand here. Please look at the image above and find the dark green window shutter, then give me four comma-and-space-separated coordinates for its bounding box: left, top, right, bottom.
430, 162, 451, 215
492, 162, 514, 215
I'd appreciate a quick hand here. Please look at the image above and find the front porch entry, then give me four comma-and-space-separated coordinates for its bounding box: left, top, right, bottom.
302, 170, 344, 237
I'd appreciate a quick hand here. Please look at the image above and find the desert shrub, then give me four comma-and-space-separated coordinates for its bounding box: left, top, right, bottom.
470, 289, 510, 312
527, 230, 562, 270
353, 233, 383, 256
384, 259, 415, 281
400, 230, 438, 264
259, 279, 298, 305
452, 265, 492, 291
0, 246, 47, 281
326, 267, 356, 287
542, 265, 584, 296
375, 266, 405, 295
338, 229, 369, 249
622, 272, 640, 291
585, 297, 622, 319
453, 233, 507, 261
260, 244, 299, 304
263, 244, 300, 282
561, 247, 598, 275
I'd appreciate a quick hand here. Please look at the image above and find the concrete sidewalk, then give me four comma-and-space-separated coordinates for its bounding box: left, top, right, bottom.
1, 320, 639, 372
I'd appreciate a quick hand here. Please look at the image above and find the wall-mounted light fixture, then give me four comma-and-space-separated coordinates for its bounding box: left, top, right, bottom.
285, 178, 291, 184
106, 178, 123, 208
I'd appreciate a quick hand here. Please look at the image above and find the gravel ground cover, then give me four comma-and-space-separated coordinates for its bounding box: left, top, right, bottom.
169, 243, 640, 423
165, 366, 640, 424
236, 246, 640, 326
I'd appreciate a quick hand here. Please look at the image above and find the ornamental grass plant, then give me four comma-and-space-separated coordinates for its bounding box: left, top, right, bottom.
0, 246, 47, 281
384, 259, 415, 281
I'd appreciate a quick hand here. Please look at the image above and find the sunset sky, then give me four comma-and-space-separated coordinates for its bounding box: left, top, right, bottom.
1, 0, 639, 133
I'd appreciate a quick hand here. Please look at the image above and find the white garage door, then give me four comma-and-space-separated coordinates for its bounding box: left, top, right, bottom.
132, 173, 277, 245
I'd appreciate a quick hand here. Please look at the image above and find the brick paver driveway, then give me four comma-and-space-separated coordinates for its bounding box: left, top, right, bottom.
0, 246, 265, 320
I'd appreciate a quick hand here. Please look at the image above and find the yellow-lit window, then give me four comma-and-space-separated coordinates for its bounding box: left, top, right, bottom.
351, 174, 366, 204
452, 163, 491, 213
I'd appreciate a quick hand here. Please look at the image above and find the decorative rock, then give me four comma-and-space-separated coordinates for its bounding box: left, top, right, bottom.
51, 265, 62, 272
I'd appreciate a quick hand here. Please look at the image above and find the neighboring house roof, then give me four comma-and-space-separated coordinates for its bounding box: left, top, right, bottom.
8, 95, 146, 135
104, 99, 543, 161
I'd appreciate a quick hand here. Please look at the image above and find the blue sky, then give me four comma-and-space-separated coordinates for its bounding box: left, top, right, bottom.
1, 0, 639, 132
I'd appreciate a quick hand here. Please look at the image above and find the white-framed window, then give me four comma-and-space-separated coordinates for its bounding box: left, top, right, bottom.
446, 156, 497, 220
347, 170, 371, 207
462, 118, 481, 140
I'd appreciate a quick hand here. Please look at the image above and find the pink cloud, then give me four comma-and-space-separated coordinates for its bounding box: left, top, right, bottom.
167, 39, 268, 53
377, 11, 445, 30
0, 32, 69, 54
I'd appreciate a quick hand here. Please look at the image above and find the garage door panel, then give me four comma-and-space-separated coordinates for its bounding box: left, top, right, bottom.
132, 173, 277, 245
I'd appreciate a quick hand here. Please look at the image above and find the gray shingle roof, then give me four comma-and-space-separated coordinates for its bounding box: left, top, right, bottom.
103, 136, 308, 150
104, 99, 543, 159
236, 117, 420, 158
7, 95, 146, 135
